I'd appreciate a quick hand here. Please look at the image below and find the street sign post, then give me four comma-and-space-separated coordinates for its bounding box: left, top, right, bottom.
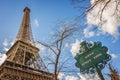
74, 41, 111, 80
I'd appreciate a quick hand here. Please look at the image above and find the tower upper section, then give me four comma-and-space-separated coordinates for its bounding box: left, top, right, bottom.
16, 7, 34, 44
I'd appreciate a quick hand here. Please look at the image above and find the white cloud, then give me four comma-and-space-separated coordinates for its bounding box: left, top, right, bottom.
58, 72, 110, 80
86, 0, 120, 39
33, 19, 39, 27
3, 39, 8, 47
70, 40, 83, 57
110, 53, 118, 59
83, 28, 95, 38
3, 47, 9, 52
2, 39, 15, 52
65, 75, 79, 80
108, 51, 118, 59
35, 42, 45, 52
64, 73, 100, 80
10, 40, 15, 46
63, 43, 70, 51
65, 43, 69, 47
78, 73, 87, 80
58, 72, 65, 80
50, 31, 55, 36
2, 39, 10, 52
0, 53, 7, 65
58, 73, 79, 80
107, 51, 119, 59
78, 73, 102, 80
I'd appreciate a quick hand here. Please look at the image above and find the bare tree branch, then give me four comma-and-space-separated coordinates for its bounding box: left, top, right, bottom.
37, 41, 57, 55
37, 22, 80, 80
71, 0, 120, 21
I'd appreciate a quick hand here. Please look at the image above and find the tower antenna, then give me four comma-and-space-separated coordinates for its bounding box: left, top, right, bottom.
26, 0, 29, 7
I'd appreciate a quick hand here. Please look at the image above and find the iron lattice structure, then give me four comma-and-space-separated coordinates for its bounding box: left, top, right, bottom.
0, 7, 54, 80
16, 7, 34, 45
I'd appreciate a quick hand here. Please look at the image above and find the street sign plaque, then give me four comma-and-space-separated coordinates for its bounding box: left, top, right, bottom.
75, 41, 111, 73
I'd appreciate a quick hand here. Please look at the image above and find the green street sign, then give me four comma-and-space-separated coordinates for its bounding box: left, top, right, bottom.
75, 41, 111, 73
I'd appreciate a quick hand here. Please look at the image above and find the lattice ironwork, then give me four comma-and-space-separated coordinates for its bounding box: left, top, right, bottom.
0, 7, 54, 80
16, 7, 34, 45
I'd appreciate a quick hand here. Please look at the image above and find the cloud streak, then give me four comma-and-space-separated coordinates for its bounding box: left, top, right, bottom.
58, 72, 104, 80
110, 53, 118, 59
35, 42, 45, 52
83, 26, 95, 38
0, 53, 7, 65
2, 39, 15, 52
70, 39, 82, 57
33, 19, 39, 27
3, 39, 8, 47
65, 75, 79, 80
2, 39, 9, 52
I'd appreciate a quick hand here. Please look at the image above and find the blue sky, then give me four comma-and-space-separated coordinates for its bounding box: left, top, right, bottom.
0, 0, 120, 79
0, 0, 79, 44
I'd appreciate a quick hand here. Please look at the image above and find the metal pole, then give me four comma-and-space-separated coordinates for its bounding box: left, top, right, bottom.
95, 65, 105, 80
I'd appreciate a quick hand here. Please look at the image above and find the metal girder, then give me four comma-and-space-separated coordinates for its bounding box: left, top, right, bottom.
0, 7, 54, 80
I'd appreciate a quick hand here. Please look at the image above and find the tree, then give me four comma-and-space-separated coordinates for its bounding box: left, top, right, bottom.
71, 0, 120, 21
108, 63, 120, 80
71, 0, 120, 40
37, 22, 81, 80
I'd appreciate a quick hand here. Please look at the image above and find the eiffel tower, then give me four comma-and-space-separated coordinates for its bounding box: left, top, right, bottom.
0, 7, 54, 80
